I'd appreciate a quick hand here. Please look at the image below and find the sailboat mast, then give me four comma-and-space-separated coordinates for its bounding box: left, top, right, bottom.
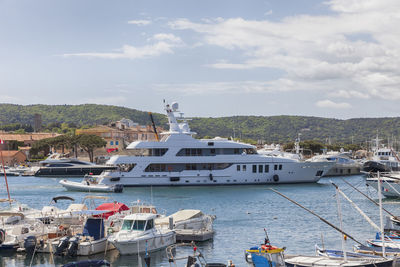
335, 187, 347, 261
377, 172, 386, 258
0, 144, 11, 205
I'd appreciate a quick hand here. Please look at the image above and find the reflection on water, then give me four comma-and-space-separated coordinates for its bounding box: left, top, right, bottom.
0, 174, 398, 266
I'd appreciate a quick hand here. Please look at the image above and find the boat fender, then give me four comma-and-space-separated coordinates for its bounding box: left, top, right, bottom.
0, 229, 5, 245
273, 175, 279, 182
209, 174, 213, 181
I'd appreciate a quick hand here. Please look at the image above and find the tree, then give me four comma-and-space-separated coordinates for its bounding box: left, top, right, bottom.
76, 134, 106, 162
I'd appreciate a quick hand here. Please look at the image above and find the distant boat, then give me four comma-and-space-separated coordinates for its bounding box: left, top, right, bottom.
362, 135, 400, 173
34, 153, 116, 177
59, 179, 123, 193
365, 172, 400, 197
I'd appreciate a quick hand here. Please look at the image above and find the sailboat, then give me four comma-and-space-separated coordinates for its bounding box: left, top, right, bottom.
271, 188, 395, 267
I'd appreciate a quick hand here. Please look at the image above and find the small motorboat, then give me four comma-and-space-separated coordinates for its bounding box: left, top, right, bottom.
59, 179, 123, 193
244, 234, 286, 267
53, 217, 113, 256
108, 213, 176, 255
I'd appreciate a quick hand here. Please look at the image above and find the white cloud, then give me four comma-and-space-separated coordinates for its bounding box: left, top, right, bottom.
154, 80, 309, 95
168, 0, 400, 102
63, 33, 183, 59
316, 100, 351, 109
329, 90, 370, 99
85, 96, 127, 105
128, 20, 151, 26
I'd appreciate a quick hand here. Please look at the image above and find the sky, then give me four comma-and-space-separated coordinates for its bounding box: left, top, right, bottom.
1, 0, 400, 119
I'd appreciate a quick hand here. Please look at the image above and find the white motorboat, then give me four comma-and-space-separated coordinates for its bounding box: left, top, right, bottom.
156, 209, 215, 242
53, 217, 114, 256
96, 101, 333, 187
108, 213, 176, 255
59, 179, 123, 193
307, 152, 361, 177
365, 172, 400, 197
0, 212, 48, 252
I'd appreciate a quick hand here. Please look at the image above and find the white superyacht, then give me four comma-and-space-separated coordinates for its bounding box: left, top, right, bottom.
98, 102, 333, 187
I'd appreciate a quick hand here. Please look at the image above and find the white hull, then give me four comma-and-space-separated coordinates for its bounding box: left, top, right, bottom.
110, 230, 175, 255
59, 179, 115, 192
50, 238, 114, 255
102, 161, 332, 187
365, 177, 400, 197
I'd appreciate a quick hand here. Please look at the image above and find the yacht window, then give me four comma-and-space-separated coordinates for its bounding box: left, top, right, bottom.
121, 220, 133, 230
274, 165, 278, 171
237, 165, 240, 171
279, 165, 282, 170
234, 148, 239, 154
208, 142, 214, 146
210, 149, 215, 154
47, 163, 74, 167
243, 165, 246, 171
252, 165, 257, 173
110, 141, 114, 145
116, 141, 119, 145
265, 165, 269, 173
258, 165, 263, 173
128, 148, 168, 157
145, 219, 154, 230
132, 220, 146, 231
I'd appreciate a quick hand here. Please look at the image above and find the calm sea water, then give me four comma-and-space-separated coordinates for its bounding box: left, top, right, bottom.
0, 174, 397, 267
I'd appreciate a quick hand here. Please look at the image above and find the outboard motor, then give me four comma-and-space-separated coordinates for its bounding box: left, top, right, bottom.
23, 236, 37, 254
113, 184, 123, 193
66, 236, 79, 257
54, 236, 70, 256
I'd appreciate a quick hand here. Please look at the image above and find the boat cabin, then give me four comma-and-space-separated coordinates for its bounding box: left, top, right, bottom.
120, 214, 157, 232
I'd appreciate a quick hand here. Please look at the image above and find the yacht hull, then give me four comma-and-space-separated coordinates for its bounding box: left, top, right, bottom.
102, 161, 332, 187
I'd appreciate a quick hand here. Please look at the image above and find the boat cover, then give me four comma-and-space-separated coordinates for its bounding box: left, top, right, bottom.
157, 209, 203, 225
95, 202, 129, 219
62, 259, 110, 267
83, 218, 104, 240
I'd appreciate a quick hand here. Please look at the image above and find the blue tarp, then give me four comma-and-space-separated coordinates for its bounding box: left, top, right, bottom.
82, 218, 104, 240
251, 254, 274, 267
62, 260, 110, 267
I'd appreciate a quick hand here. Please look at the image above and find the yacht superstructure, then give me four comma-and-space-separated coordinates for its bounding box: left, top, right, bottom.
97, 102, 333, 187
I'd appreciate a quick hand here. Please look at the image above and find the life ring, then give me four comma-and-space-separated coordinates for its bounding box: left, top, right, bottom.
273, 175, 279, 182
59, 225, 64, 231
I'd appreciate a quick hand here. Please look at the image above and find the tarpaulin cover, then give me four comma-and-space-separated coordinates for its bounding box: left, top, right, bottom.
83, 218, 104, 240
95, 202, 129, 219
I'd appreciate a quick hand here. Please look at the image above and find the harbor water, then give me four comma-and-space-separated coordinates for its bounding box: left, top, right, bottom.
0, 174, 397, 266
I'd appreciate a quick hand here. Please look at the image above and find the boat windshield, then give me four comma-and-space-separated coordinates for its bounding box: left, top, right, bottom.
121, 219, 147, 231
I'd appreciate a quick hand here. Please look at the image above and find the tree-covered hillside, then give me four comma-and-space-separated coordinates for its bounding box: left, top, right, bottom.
0, 103, 399, 145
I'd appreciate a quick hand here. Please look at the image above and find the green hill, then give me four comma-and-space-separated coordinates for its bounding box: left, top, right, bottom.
0, 103, 399, 144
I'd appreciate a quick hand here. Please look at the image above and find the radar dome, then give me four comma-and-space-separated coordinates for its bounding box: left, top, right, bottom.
171, 102, 179, 111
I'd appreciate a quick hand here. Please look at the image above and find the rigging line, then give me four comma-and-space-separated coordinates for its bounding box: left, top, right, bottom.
269, 188, 363, 246
341, 178, 400, 221
331, 182, 380, 231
